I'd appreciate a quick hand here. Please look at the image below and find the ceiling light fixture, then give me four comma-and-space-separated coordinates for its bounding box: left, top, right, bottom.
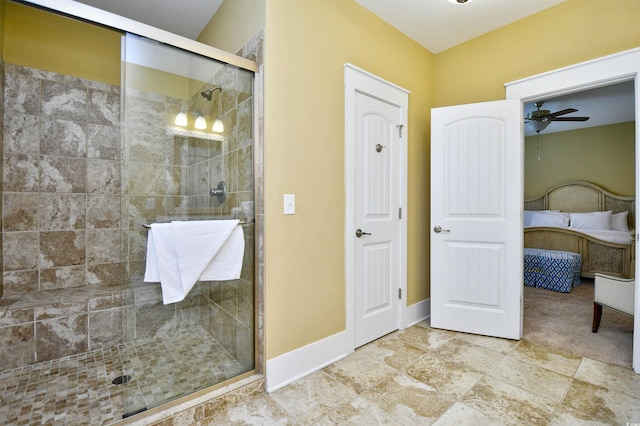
526, 120, 551, 133
448, 0, 472, 4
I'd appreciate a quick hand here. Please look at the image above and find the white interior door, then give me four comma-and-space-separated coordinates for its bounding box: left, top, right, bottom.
431, 99, 523, 340
353, 91, 402, 347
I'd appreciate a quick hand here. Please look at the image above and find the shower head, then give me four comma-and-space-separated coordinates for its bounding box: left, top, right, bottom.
201, 86, 222, 101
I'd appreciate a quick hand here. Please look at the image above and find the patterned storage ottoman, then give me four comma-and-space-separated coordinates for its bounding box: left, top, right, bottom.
523, 248, 582, 293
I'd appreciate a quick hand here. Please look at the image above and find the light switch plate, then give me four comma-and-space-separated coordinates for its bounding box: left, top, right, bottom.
284, 194, 295, 215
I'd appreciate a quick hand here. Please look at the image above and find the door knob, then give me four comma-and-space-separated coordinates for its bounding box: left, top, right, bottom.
355, 229, 371, 238
433, 226, 450, 233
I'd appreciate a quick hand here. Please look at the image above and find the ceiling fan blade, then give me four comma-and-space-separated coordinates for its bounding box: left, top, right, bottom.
549, 116, 590, 121
546, 108, 578, 118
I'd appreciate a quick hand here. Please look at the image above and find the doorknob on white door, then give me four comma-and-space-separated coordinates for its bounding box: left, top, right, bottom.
433, 226, 450, 233
355, 229, 372, 238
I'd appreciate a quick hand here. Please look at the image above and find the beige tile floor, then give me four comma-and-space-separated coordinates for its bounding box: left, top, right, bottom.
202, 321, 640, 425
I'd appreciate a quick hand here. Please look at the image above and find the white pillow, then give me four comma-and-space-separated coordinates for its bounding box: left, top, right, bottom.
524, 210, 561, 226
569, 211, 612, 230
611, 211, 629, 232
528, 211, 570, 228
524, 210, 535, 226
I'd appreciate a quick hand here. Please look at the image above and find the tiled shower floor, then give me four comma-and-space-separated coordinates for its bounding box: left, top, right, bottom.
0, 325, 245, 425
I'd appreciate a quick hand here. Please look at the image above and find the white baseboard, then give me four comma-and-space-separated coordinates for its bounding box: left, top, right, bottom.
402, 297, 430, 328
265, 330, 352, 393
265, 298, 431, 393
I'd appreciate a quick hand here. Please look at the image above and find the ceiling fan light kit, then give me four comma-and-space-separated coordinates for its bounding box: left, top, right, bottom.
527, 120, 550, 133
525, 101, 590, 133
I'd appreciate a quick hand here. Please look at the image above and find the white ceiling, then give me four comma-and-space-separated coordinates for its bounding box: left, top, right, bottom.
523, 81, 635, 136
71, 0, 635, 135
355, 0, 567, 54
73, 0, 565, 54
72, 0, 224, 40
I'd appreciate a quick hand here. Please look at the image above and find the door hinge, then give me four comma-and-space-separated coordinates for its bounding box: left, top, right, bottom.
396, 124, 404, 138
398, 288, 402, 299
399, 207, 402, 219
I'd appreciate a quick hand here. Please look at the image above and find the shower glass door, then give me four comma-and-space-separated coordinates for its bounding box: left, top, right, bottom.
120, 33, 255, 416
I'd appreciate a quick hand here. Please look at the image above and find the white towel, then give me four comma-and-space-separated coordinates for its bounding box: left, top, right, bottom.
144, 220, 245, 304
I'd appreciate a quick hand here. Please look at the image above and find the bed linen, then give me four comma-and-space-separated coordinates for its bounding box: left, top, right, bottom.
524, 226, 633, 245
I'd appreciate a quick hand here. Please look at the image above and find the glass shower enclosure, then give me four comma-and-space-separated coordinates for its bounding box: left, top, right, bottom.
0, 2, 256, 422
119, 34, 255, 416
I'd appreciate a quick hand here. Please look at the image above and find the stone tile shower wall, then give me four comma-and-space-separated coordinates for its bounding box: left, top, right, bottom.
0, 51, 4, 300
0, 64, 123, 369
0, 61, 255, 376
3, 64, 122, 292
200, 64, 255, 370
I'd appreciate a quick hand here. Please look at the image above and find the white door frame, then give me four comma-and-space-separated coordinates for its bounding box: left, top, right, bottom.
506, 47, 640, 373
344, 63, 409, 347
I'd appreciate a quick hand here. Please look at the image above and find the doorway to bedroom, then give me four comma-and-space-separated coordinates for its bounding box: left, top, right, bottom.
522, 80, 636, 369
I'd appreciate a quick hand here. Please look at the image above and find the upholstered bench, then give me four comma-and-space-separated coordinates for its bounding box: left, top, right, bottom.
524, 248, 582, 293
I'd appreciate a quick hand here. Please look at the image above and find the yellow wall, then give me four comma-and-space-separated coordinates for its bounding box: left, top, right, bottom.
125, 63, 204, 101
434, 0, 640, 107
6, 0, 639, 365
197, 0, 265, 54
525, 122, 635, 198
262, 0, 640, 360
3, 2, 120, 85
263, 1, 433, 359
0, 1, 5, 61
4, 3, 202, 101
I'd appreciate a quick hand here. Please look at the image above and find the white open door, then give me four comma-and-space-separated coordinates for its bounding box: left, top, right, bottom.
431, 99, 523, 340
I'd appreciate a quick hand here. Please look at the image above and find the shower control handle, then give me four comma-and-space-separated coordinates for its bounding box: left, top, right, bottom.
355, 229, 371, 238
210, 181, 227, 204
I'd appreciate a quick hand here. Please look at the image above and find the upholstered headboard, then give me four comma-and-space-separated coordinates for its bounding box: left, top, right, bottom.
524, 181, 635, 228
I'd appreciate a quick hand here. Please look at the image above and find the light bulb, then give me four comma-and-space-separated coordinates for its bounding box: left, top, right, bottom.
212, 118, 224, 133
194, 115, 207, 130
174, 111, 188, 126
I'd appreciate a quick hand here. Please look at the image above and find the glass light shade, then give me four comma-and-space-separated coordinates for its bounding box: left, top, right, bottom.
212, 118, 224, 133
174, 111, 188, 126
194, 115, 207, 130
526, 120, 550, 132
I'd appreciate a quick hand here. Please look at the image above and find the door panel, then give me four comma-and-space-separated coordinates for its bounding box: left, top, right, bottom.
431, 100, 522, 340
355, 91, 401, 347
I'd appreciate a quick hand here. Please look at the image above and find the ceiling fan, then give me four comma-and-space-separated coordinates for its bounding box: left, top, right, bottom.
525, 101, 590, 132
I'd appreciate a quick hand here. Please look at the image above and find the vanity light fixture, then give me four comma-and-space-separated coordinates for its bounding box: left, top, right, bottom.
212, 117, 224, 133
194, 113, 207, 130
174, 109, 188, 126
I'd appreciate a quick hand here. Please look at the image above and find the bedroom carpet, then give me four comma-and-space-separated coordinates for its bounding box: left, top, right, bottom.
523, 280, 634, 368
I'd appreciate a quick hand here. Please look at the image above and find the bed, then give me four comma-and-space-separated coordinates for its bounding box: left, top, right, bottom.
524, 181, 635, 279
